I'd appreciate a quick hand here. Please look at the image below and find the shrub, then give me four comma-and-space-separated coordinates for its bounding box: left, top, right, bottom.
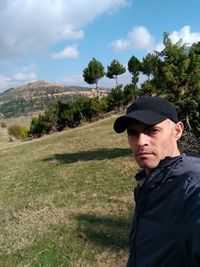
106, 86, 124, 110
8, 124, 29, 140
0, 121, 7, 128
29, 116, 50, 137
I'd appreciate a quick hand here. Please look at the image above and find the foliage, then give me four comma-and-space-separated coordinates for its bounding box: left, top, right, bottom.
140, 80, 157, 96
90, 97, 108, 116
8, 124, 29, 139
106, 85, 124, 110
122, 84, 137, 105
141, 53, 160, 80
29, 96, 109, 137
106, 59, 126, 87
29, 115, 51, 137
139, 33, 200, 138
0, 121, 7, 128
83, 58, 105, 90
128, 55, 141, 86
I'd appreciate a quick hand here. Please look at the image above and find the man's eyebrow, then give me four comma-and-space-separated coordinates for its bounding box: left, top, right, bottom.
127, 124, 162, 133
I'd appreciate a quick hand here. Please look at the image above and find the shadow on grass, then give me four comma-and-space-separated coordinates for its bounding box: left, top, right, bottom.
74, 213, 131, 251
43, 148, 131, 164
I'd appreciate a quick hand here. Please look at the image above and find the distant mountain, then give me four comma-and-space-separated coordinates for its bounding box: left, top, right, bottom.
0, 80, 104, 103
0, 80, 109, 118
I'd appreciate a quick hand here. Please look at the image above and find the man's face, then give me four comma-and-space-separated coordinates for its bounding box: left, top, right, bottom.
127, 119, 183, 174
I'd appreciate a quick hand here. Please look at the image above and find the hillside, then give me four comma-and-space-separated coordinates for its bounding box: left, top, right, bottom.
0, 80, 109, 118
0, 116, 137, 266
0, 80, 109, 103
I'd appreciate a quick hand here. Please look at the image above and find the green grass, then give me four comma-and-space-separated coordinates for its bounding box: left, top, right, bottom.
0, 116, 138, 267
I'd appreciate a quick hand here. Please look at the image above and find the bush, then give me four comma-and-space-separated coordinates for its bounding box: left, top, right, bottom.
106, 86, 124, 110
29, 115, 50, 137
0, 121, 7, 128
8, 124, 29, 140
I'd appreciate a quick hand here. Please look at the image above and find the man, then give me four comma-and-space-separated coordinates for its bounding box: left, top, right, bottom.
113, 96, 200, 267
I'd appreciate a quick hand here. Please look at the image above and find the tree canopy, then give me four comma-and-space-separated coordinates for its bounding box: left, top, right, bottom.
138, 32, 200, 139
83, 58, 104, 91
128, 55, 141, 87
106, 59, 126, 87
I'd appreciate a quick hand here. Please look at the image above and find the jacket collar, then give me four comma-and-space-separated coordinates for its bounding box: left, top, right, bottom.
135, 154, 184, 187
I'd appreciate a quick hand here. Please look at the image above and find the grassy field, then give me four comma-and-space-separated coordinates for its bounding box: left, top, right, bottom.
0, 116, 138, 267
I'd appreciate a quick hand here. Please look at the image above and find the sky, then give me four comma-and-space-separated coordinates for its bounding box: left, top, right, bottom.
0, 0, 200, 92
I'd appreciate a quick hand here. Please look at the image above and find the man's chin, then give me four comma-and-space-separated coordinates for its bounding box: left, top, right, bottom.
137, 159, 160, 173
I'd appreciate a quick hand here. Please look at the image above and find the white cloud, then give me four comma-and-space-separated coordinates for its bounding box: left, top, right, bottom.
170, 25, 200, 45
13, 72, 37, 81
110, 26, 155, 52
61, 74, 85, 86
0, 75, 19, 92
0, 75, 10, 85
154, 25, 200, 52
0, 66, 37, 92
154, 42, 165, 53
58, 26, 84, 40
20, 63, 37, 73
0, 0, 131, 59
50, 45, 79, 60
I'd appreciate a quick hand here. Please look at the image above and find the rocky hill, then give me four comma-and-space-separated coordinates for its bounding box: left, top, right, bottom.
0, 80, 109, 103
0, 81, 109, 118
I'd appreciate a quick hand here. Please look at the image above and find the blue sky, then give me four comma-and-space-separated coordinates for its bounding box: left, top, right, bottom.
0, 0, 200, 92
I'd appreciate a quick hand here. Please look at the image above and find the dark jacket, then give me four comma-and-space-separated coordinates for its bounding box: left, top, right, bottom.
127, 153, 200, 267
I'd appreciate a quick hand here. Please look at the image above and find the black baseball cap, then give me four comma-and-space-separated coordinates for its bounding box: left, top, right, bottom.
114, 96, 178, 133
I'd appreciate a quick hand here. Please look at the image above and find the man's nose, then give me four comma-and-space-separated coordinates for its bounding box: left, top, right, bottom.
136, 133, 148, 146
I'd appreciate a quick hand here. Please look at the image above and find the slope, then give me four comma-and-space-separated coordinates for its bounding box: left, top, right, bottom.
0, 116, 137, 267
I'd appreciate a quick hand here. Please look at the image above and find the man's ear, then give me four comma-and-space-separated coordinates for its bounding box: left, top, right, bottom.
174, 121, 184, 140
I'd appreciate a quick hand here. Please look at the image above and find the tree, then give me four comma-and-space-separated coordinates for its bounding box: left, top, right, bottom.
154, 32, 190, 97
122, 84, 138, 105
90, 97, 108, 117
139, 33, 200, 141
73, 96, 92, 121
106, 59, 126, 87
106, 85, 124, 110
141, 53, 160, 81
180, 41, 200, 138
83, 58, 104, 92
187, 42, 200, 98
140, 80, 156, 96
29, 115, 51, 137
128, 55, 141, 87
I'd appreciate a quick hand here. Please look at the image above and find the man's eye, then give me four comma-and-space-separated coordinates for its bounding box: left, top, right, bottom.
147, 128, 158, 134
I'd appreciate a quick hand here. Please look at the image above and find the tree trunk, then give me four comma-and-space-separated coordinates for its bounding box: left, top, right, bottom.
115, 76, 118, 88
95, 82, 99, 98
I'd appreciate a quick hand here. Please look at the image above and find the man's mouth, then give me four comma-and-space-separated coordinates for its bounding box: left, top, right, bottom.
136, 152, 153, 157
136, 151, 153, 155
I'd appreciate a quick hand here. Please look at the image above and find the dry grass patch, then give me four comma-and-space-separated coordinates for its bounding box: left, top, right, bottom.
0, 116, 137, 266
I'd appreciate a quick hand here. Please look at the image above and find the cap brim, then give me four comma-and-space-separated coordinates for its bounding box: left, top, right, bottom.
113, 110, 167, 133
